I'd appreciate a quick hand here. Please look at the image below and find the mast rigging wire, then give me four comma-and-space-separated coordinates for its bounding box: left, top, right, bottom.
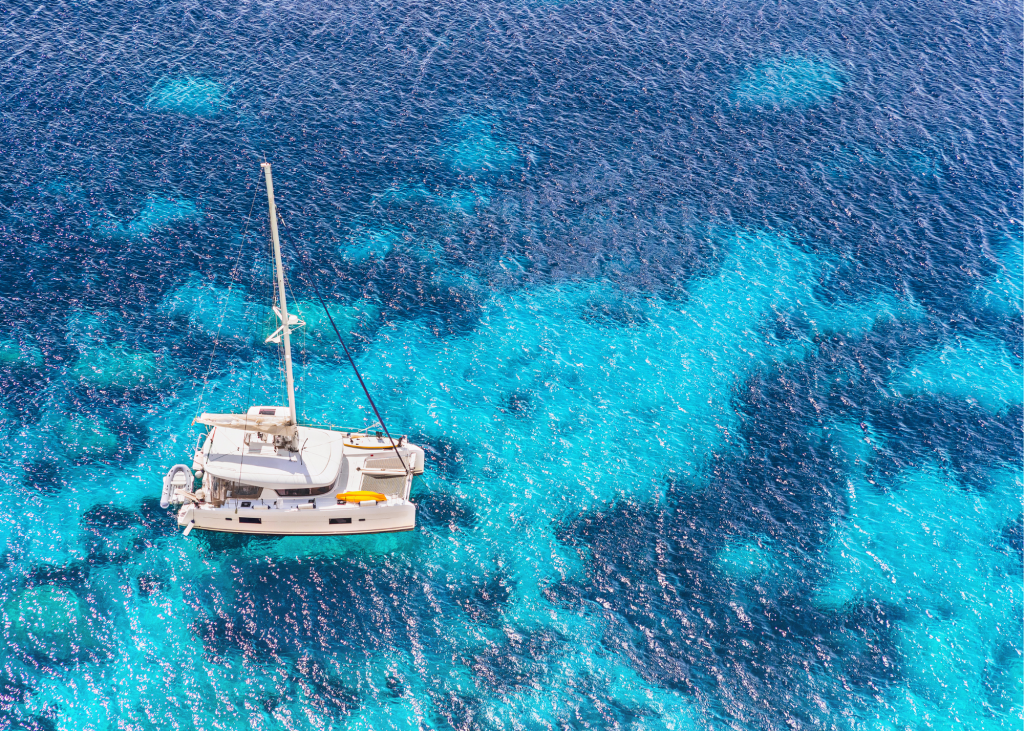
291, 252, 410, 476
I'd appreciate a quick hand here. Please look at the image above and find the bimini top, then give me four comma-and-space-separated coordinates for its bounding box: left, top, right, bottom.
196, 409, 295, 436
203, 425, 345, 488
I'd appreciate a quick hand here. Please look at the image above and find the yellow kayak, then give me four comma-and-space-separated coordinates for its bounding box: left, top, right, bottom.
337, 490, 387, 503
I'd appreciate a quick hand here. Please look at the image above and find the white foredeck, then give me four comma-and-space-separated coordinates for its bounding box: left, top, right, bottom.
202, 425, 345, 488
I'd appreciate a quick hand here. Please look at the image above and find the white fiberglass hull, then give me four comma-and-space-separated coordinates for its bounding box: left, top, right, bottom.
177, 499, 415, 536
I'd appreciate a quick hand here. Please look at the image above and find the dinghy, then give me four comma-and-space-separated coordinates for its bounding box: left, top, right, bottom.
163, 163, 424, 535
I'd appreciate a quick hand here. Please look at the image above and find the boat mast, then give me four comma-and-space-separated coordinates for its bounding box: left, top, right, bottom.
261, 163, 299, 446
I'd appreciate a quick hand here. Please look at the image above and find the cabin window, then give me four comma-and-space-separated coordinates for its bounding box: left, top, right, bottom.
211, 478, 262, 499
329, 517, 352, 525
275, 484, 335, 497
239, 517, 262, 524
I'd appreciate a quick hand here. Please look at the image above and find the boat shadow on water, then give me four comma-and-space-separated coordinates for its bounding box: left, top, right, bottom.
193, 526, 417, 560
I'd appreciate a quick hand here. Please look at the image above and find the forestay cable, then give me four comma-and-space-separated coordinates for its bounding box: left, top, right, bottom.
292, 252, 410, 476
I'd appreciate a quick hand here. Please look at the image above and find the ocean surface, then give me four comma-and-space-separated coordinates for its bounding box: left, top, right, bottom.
0, 0, 1021, 728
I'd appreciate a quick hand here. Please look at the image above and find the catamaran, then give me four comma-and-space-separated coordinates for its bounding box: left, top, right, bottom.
161, 163, 424, 536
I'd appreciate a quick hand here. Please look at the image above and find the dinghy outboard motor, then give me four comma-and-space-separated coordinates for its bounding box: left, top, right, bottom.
161, 465, 194, 509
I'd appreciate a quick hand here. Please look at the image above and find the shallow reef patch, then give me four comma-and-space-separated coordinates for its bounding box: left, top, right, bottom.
108, 196, 202, 240
145, 76, 226, 117
341, 225, 403, 262
159, 274, 264, 345
54, 414, 120, 460
5, 585, 94, 662
814, 459, 1023, 728
974, 234, 1023, 316
439, 115, 521, 175
0, 339, 43, 369
731, 56, 847, 108
891, 336, 1023, 412
71, 344, 158, 390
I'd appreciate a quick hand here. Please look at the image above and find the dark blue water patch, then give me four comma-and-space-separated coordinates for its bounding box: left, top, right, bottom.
417, 436, 467, 479
0, 662, 33, 712
82, 538, 134, 570
79, 505, 148, 566
452, 571, 514, 624
554, 495, 907, 727
733, 313, 1021, 487
416, 489, 476, 531
770, 311, 815, 344
426, 690, 479, 731
189, 556, 423, 664
21, 461, 64, 496
0, 374, 55, 429
288, 655, 360, 716
802, 326, 1023, 489
80, 504, 138, 532
986, 638, 1024, 716
728, 377, 853, 548
136, 573, 166, 598
1, 0, 1015, 308
21, 563, 89, 592
468, 629, 559, 694
867, 399, 1022, 491
292, 252, 484, 338
364, 259, 484, 337
136, 498, 180, 541
832, 600, 908, 691
8, 215, 210, 316
498, 387, 535, 418
15, 713, 59, 731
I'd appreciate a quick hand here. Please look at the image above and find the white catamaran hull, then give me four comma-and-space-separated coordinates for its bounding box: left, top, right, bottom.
163, 163, 424, 538
178, 499, 415, 536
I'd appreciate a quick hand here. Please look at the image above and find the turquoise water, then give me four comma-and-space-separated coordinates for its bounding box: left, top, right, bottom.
146, 77, 228, 118
0, 0, 1021, 728
730, 57, 847, 109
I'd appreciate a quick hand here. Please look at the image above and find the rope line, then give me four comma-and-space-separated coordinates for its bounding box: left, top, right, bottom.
292, 252, 410, 476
